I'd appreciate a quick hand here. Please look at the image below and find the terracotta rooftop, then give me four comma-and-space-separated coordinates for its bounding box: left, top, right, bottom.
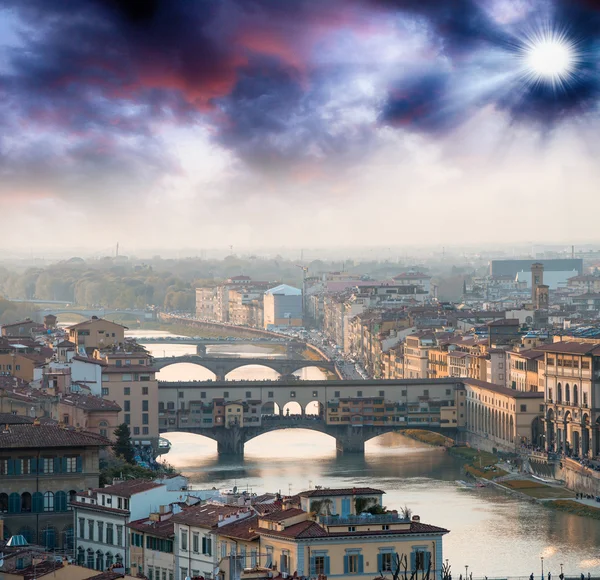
171, 503, 244, 527
462, 378, 544, 399
61, 393, 121, 412
535, 341, 600, 355
488, 318, 520, 327
215, 515, 260, 542
253, 500, 284, 516
68, 318, 128, 330
0, 424, 110, 448
258, 519, 327, 539
95, 479, 163, 498
127, 516, 174, 538
260, 508, 305, 522
299, 488, 384, 498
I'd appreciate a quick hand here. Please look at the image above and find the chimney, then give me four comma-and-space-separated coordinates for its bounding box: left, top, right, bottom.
412, 515, 420, 523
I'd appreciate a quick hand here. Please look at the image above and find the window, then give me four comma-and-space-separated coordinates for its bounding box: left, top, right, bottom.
424, 389, 429, 397
348, 554, 360, 573
142, 387, 149, 395
106, 524, 114, 545
180, 568, 188, 580
348, 526, 356, 532
88, 519, 94, 541
79, 518, 85, 538
224, 391, 229, 398
43, 457, 54, 474
402, 390, 407, 396
117, 525, 123, 546
0, 459, 7, 475
143, 400, 149, 411
124, 414, 130, 425
290, 391, 296, 398
134, 427, 140, 435
122, 374, 132, 382
357, 391, 363, 397
124, 387, 131, 395
178, 392, 184, 398
201, 392, 206, 399
381, 552, 394, 572
139, 359, 145, 365
102, 388, 109, 396
268, 391, 274, 398
246, 391, 252, 398
446, 389, 451, 396
192, 533, 199, 553
584, 392, 588, 406
313, 390, 319, 397
382, 524, 390, 530
124, 401, 131, 412
143, 427, 149, 435
181, 530, 188, 551
143, 413, 149, 425
97, 522, 104, 542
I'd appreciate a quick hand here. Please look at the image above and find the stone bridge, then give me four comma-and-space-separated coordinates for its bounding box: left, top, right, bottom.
154, 355, 338, 380
33, 307, 157, 322
166, 416, 458, 455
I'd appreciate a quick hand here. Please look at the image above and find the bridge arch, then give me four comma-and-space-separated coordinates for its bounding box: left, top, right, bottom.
156, 362, 217, 382
224, 364, 281, 381
282, 401, 303, 416
304, 400, 324, 416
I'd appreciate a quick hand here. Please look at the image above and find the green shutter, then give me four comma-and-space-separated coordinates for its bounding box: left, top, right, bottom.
324, 556, 330, 576
76, 456, 82, 472
8, 492, 20, 513
14, 460, 21, 475
310, 557, 316, 576
54, 457, 61, 473
7, 459, 13, 475
425, 552, 431, 572
377, 554, 383, 572
31, 458, 37, 474
344, 556, 349, 575
358, 555, 364, 574
202, 537, 206, 554
410, 552, 416, 572
55, 491, 67, 512
62, 457, 68, 472
32, 492, 44, 513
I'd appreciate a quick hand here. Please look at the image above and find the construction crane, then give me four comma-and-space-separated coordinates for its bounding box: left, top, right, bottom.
296, 265, 308, 314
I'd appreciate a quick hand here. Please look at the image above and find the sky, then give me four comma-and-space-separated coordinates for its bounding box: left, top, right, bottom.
1, 0, 600, 253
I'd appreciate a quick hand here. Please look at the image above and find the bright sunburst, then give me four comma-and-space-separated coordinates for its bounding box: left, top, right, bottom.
518, 27, 580, 89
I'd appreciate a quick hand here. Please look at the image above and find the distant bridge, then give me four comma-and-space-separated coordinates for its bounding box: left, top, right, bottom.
158, 378, 463, 454
154, 355, 337, 381
137, 336, 300, 346
33, 307, 158, 322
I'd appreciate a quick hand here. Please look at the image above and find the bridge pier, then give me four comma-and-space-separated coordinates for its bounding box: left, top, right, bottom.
215, 427, 246, 456
335, 427, 366, 454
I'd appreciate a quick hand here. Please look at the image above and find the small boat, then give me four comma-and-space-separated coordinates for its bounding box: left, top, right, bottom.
456, 480, 476, 488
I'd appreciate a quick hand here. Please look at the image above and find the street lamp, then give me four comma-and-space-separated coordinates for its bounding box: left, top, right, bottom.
541, 557, 544, 580
560, 564, 563, 578
465, 565, 469, 580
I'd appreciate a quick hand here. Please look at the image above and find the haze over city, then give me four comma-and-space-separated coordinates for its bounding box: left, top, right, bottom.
2, 0, 600, 250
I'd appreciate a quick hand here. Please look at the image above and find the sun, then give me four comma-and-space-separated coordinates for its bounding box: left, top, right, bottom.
518, 28, 580, 89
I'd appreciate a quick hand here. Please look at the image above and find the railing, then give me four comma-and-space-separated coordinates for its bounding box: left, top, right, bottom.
320, 513, 409, 525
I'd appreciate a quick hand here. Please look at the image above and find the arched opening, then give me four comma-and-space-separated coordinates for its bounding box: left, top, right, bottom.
21, 492, 31, 513
260, 401, 280, 417
582, 414, 590, 457
55, 312, 89, 324
509, 415, 514, 444
304, 401, 323, 417
44, 491, 54, 512
565, 384, 571, 404
573, 385, 579, 406
96, 550, 104, 571
87, 549, 95, 569
564, 411, 572, 455
77, 547, 85, 566
245, 429, 336, 458
282, 401, 303, 416
292, 365, 332, 381
0, 493, 8, 513
68, 490, 77, 510
41, 526, 57, 550
155, 432, 218, 462
105, 553, 114, 569
157, 362, 217, 382
557, 383, 562, 403
226, 365, 280, 381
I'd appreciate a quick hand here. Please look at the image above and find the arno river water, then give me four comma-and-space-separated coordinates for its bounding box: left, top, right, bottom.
132, 330, 600, 578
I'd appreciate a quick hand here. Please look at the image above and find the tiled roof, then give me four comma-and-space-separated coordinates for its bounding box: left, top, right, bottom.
258, 520, 327, 539
95, 479, 163, 498
70, 498, 129, 515
61, 394, 121, 411
73, 356, 107, 366
0, 412, 36, 424
171, 503, 243, 527
299, 488, 384, 498
488, 318, 520, 327
127, 516, 174, 538
68, 318, 128, 330
0, 424, 110, 448
215, 515, 260, 542
462, 378, 544, 399
535, 341, 600, 355
260, 508, 305, 522
86, 571, 126, 580
55, 340, 76, 348
253, 501, 283, 516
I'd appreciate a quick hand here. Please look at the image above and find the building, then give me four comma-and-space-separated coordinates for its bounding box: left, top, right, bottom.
172, 503, 252, 580
506, 349, 544, 392
487, 319, 520, 347
539, 340, 600, 458
128, 510, 175, 580
97, 348, 159, 450
71, 480, 172, 571
68, 318, 127, 351
0, 422, 109, 551
253, 500, 448, 580
567, 275, 600, 295
1, 320, 42, 338
263, 285, 303, 330
403, 333, 436, 379
195, 286, 218, 320
58, 394, 121, 440
464, 379, 544, 449
490, 259, 583, 278
392, 272, 431, 294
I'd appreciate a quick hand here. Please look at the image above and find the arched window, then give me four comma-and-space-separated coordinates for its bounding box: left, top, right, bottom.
43, 491, 54, 512
77, 547, 85, 566
115, 554, 123, 567
105, 553, 114, 569
55, 491, 67, 512
0, 493, 8, 513
549, 388, 553, 402
96, 550, 104, 571
8, 492, 21, 514
557, 383, 562, 403
21, 492, 31, 513
32, 492, 44, 513
574, 385, 579, 406
87, 549, 95, 569
565, 384, 570, 404
99, 421, 109, 438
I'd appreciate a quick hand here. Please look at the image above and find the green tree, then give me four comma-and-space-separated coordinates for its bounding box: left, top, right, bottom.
113, 423, 136, 464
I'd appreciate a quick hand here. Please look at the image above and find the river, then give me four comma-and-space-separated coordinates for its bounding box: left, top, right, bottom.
131, 330, 600, 577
